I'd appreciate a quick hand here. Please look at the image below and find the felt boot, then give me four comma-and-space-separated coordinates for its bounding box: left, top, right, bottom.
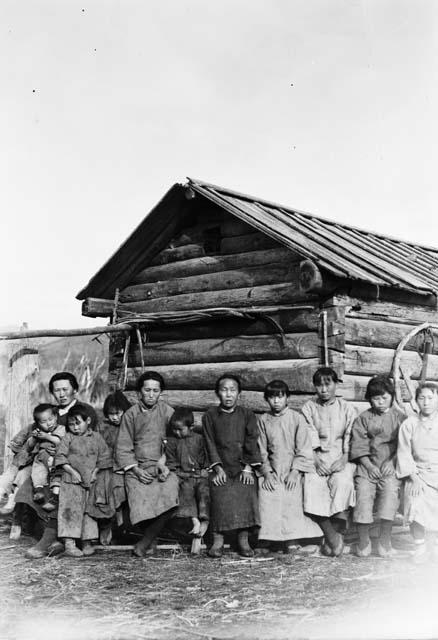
25, 526, 57, 559
64, 538, 83, 558
33, 488, 45, 504
237, 529, 254, 558
82, 541, 96, 556
356, 540, 372, 557
0, 492, 16, 515
208, 532, 224, 558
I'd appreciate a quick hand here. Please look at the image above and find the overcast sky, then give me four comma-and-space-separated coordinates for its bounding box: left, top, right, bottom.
1, 0, 437, 330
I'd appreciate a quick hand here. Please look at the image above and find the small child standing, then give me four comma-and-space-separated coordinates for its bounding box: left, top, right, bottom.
166, 407, 210, 543
397, 383, 438, 562
55, 403, 112, 557
203, 374, 262, 558
350, 376, 404, 557
258, 380, 322, 552
302, 367, 357, 557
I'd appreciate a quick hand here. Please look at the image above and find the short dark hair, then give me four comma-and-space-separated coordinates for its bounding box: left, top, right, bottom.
67, 402, 93, 423
416, 382, 438, 400
49, 372, 79, 393
264, 379, 290, 400
33, 403, 58, 421
215, 374, 242, 395
169, 407, 194, 429
365, 375, 395, 402
136, 371, 165, 392
313, 367, 340, 386
103, 391, 132, 418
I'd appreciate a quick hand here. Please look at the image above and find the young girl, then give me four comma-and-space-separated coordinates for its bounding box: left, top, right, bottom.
350, 376, 404, 557
88, 391, 132, 544
55, 403, 112, 557
202, 374, 262, 558
115, 372, 179, 558
397, 383, 438, 562
258, 380, 322, 552
166, 407, 210, 544
302, 367, 357, 557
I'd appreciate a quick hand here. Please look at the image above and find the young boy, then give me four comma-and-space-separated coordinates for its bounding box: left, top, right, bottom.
165, 407, 210, 542
350, 376, 404, 557
55, 403, 112, 557
302, 367, 357, 557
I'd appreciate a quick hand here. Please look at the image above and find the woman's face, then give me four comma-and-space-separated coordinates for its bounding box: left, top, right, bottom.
216, 378, 240, 410
417, 388, 438, 416
139, 379, 162, 408
51, 380, 77, 407
314, 376, 337, 403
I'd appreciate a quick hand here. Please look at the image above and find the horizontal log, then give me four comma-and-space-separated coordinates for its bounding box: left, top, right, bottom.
117, 283, 319, 315
122, 358, 329, 392
151, 244, 205, 266
220, 232, 280, 255
344, 345, 438, 380
111, 333, 322, 368
343, 296, 438, 326
82, 298, 115, 318
346, 317, 438, 353
131, 247, 300, 285
124, 389, 313, 413
120, 263, 300, 303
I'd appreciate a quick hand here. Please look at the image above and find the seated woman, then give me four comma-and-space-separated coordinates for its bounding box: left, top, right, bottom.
115, 371, 179, 557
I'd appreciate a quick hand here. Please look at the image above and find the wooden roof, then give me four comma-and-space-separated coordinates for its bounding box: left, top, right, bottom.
77, 178, 438, 300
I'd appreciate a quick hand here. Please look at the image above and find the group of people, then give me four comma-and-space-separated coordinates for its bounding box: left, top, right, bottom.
1, 366, 438, 563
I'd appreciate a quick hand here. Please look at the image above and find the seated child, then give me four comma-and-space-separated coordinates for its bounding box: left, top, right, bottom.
166, 407, 210, 542
89, 391, 132, 544
55, 403, 112, 557
258, 380, 322, 552
397, 383, 438, 562
350, 376, 404, 557
302, 367, 357, 557
203, 374, 262, 558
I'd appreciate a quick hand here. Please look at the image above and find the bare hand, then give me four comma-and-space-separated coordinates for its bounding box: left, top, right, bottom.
240, 469, 255, 485
314, 453, 331, 476
133, 466, 154, 484
285, 469, 300, 491
157, 464, 170, 482
32, 429, 41, 438
380, 461, 395, 477
368, 464, 382, 481
411, 475, 424, 497
212, 465, 227, 486
330, 454, 348, 474
262, 473, 277, 491
69, 469, 82, 484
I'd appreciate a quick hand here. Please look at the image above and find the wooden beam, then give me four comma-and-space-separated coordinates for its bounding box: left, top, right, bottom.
344, 344, 438, 379
120, 263, 301, 303
117, 283, 319, 315
220, 232, 280, 254
150, 244, 205, 266
343, 296, 438, 326
82, 298, 115, 318
0, 324, 131, 341
346, 317, 438, 353
130, 247, 301, 285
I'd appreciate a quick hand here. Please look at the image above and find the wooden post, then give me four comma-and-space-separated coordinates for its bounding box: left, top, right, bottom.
3, 324, 40, 471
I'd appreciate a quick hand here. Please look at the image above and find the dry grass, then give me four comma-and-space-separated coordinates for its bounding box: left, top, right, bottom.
1, 520, 435, 640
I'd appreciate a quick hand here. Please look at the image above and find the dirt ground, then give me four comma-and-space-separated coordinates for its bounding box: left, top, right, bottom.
1, 519, 438, 640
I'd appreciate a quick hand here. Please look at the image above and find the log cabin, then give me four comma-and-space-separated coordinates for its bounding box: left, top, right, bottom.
77, 178, 438, 420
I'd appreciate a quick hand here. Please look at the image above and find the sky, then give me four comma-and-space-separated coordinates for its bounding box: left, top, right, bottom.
1, 0, 438, 330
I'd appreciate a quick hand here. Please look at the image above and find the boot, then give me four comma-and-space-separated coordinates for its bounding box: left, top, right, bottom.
25, 526, 57, 559
0, 492, 16, 515
64, 538, 83, 558
237, 529, 254, 558
82, 541, 96, 556
208, 532, 224, 558
33, 488, 45, 504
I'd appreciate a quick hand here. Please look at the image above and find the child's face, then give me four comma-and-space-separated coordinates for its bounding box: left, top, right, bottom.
107, 409, 124, 426
369, 392, 392, 414
417, 388, 438, 416
267, 392, 288, 414
172, 421, 191, 439
35, 409, 57, 432
68, 414, 91, 436
314, 376, 337, 403
140, 379, 161, 408
217, 378, 240, 410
